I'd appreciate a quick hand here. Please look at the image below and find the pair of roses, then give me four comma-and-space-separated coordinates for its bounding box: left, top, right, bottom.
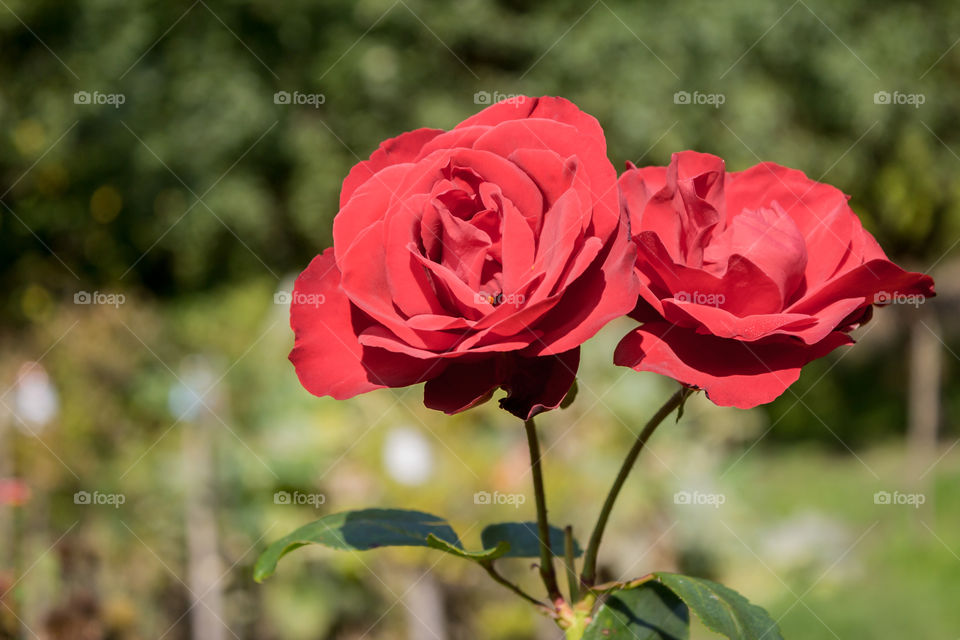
289, 96, 934, 418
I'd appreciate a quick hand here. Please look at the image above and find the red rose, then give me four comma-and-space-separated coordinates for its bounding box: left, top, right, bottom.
290, 96, 639, 419
615, 151, 935, 408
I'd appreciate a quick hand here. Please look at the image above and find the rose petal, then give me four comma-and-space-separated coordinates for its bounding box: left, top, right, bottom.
360, 343, 446, 388
500, 190, 537, 294
423, 357, 501, 414
499, 349, 580, 419
789, 259, 935, 316
358, 324, 533, 358
620, 164, 681, 259
473, 118, 619, 237
614, 322, 854, 409
660, 300, 816, 342
668, 151, 726, 265
706, 203, 808, 307
533, 220, 640, 356
408, 246, 491, 318
727, 162, 859, 289
289, 250, 380, 400
340, 223, 460, 351
634, 231, 785, 317
415, 125, 491, 158
507, 148, 574, 229
457, 96, 604, 145
532, 188, 586, 298
340, 128, 444, 208
334, 163, 414, 264
384, 194, 449, 317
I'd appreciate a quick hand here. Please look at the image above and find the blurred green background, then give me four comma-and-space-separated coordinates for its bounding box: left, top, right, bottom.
1, 0, 958, 638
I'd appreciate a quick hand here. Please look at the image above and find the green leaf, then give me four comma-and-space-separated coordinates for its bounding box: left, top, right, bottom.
480, 522, 581, 559
653, 572, 784, 640
254, 509, 459, 582
425, 533, 510, 562
584, 582, 690, 639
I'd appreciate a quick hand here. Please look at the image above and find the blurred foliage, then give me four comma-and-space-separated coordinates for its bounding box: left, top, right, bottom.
1, 0, 958, 638
3, 0, 960, 309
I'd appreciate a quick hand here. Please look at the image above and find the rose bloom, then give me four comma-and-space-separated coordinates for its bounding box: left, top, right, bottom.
615, 151, 935, 408
290, 96, 639, 419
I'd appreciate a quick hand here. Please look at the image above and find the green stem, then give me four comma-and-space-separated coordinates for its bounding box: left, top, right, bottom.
563, 525, 579, 602
524, 417, 564, 605
564, 614, 591, 640
579, 386, 689, 588
480, 560, 552, 614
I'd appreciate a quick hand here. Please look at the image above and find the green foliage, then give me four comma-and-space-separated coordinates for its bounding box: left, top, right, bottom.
654, 573, 784, 640
580, 573, 781, 640
481, 521, 581, 558
3, 0, 958, 326
256, 512, 585, 580
426, 533, 511, 561
584, 582, 689, 640
253, 508, 460, 581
